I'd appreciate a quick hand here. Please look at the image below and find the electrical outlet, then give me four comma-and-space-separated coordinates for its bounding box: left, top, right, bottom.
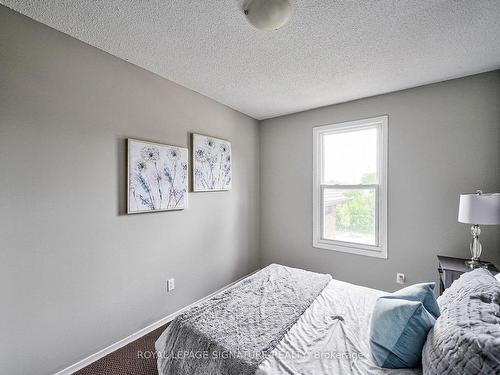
396, 273, 406, 284
167, 278, 175, 292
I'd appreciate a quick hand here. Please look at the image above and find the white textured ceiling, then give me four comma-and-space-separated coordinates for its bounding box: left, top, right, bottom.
2, 0, 500, 119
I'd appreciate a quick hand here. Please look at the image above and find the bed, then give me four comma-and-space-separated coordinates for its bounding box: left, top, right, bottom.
155, 264, 500, 375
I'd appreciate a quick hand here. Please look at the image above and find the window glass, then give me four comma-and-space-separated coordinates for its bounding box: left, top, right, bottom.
322, 127, 377, 185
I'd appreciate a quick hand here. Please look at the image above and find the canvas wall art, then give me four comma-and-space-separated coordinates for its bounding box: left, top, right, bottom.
128, 139, 188, 213
192, 134, 231, 192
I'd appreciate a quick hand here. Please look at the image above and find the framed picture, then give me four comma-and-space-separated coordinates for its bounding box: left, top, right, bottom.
192, 134, 231, 192
127, 139, 188, 213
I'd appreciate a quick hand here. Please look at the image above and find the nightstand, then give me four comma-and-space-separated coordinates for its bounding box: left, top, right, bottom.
437, 255, 499, 295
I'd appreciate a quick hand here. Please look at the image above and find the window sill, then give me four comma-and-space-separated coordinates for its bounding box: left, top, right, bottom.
313, 238, 387, 259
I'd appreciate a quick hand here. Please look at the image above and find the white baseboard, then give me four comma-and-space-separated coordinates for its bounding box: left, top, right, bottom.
54, 270, 258, 375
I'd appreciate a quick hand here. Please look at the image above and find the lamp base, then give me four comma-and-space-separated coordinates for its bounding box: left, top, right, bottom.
465, 259, 491, 269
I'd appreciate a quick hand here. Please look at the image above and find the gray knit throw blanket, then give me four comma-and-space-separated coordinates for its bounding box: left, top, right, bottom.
157, 264, 331, 375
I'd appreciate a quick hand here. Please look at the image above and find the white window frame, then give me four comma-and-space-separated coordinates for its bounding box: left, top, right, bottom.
312, 116, 388, 259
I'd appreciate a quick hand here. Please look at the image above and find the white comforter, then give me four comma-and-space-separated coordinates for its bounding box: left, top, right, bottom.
256, 279, 422, 375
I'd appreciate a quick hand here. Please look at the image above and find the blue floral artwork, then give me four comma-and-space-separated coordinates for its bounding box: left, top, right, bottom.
193, 134, 231, 191
127, 139, 188, 213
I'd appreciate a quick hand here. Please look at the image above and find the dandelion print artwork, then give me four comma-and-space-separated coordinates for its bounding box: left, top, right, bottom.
192, 134, 231, 191
127, 139, 188, 213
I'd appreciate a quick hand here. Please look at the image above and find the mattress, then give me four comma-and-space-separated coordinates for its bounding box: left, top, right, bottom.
257, 279, 421, 375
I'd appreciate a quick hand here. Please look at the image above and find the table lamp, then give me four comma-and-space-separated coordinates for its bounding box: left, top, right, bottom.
458, 190, 500, 268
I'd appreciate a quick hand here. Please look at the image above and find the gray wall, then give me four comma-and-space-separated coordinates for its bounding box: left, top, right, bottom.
2, 4, 500, 375
261, 71, 500, 292
0, 7, 259, 375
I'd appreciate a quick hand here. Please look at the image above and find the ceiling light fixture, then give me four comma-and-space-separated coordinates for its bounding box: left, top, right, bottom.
244, 0, 292, 31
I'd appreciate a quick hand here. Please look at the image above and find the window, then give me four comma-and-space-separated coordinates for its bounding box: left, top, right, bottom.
313, 116, 387, 258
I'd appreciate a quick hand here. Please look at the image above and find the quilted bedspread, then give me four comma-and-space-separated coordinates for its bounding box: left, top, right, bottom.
422, 268, 500, 374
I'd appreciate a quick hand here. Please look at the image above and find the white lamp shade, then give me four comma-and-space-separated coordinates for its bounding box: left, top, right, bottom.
458, 193, 500, 225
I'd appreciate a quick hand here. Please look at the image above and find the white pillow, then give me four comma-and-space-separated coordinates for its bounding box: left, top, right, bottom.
495, 272, 500, 283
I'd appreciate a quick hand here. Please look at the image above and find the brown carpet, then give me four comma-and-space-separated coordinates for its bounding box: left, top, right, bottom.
74, 323, 169, 375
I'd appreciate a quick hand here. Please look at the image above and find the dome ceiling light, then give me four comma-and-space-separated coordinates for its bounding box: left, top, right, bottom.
244, 0, 292, 31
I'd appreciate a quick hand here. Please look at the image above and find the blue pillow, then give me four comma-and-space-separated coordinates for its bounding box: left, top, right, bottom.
384, 283, 441, 319
385, 283, 440, 319
370, 283, 439, 369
